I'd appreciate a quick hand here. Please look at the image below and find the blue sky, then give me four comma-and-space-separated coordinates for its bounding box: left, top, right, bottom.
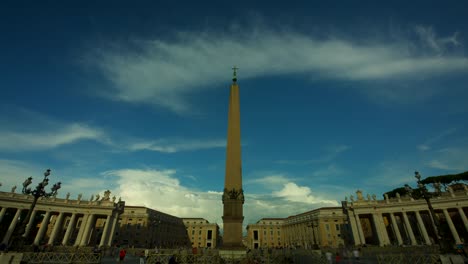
1, 1, 468, 230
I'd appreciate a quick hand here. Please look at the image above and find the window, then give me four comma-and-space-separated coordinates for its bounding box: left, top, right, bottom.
335, 224, 340, 231
325, 224, 330, 231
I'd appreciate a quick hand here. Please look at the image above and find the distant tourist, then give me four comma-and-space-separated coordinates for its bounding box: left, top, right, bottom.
118, 248, 127, 263
325, 251, 333, 264
352, 248, 360, 261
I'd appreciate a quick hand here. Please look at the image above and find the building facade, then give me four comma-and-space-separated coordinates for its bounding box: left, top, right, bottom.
283, 207, 347, 249
246, 218, 284, 249
246, 208, 347, 250
343, 187, 468, 247
182, 218, 220, 248
0, 190, 124, 248
111, 206, 190, 248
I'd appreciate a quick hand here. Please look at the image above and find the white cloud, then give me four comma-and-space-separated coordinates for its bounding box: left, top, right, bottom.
101, 168, 340, 231
0, 123, 106, 151
273, 182, 339, 205
90, 26, 468, 113
128, 138, 225, 153
103, 168, 223, 226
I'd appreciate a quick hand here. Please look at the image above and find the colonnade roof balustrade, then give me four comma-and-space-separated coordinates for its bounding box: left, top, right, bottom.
0, 190, 123, 214
344, 187, 468, 212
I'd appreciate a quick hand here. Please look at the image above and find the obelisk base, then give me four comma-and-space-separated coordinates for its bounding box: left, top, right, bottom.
219, 249, 247, 260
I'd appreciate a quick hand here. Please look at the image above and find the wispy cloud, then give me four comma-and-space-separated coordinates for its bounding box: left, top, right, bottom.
0, 123, 106, 151
417, 128, 457, 151
89, 26, 467, 113
0, 108, 107, 151
128, 138, 225, 153
277, 144, 350, 164
0, 159, 41, 192
426, 147, 468, 171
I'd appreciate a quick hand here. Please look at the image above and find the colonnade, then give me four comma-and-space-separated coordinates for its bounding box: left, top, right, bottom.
348, 207, 467, 246
0, 206, 121, 248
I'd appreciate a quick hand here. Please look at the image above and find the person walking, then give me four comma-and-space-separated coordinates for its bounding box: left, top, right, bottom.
118, 248, 127, 263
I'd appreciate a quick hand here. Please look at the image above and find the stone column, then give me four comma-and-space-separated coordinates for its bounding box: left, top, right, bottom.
0, 207, 7, 224
390, 213, 403, 245
80, 214, 96, 246
74, 214, 89, 246
34, 211, 51, 246
443, 209, 462, 244
458, 207, 468, 232
24, 210, 38, 237
415, 211, 431, 245
107, 213, 119, 247
48, 212, 65, 245
62, 213, 77, 245
2, 208, 22, 244
380, 214, 390, 245
99, 214, 112, 247
354, 213, 366, 245
372, 213, 385, 246
348, 211, 362, 245
402, 212, 417, 245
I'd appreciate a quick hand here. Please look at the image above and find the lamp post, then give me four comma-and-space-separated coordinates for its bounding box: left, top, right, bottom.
404, 171, 445, 251
10, 169, 61, 249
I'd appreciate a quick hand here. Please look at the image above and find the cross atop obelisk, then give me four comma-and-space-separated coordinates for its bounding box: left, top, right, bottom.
232, 66, 238, 82
222, 66, 244, 249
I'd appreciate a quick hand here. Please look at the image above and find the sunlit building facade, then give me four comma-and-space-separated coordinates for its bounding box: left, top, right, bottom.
182, 218, 220, 248
246, 218, 284, 249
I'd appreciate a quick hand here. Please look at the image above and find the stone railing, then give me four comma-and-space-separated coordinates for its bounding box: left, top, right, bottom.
21, 252, 101, 264
376, 253, 440, 264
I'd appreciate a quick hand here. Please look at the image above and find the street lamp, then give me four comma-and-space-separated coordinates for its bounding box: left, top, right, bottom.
404, 171, 445, 251
10, 169, 61, 249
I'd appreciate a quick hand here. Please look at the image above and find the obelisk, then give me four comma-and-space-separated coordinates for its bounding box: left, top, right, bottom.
222, 67, 245, 248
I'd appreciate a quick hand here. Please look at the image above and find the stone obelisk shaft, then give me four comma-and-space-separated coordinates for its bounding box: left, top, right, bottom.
222, 78, 244, 248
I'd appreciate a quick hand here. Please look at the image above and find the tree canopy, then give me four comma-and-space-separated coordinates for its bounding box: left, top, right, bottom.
383, 171, 467, 199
